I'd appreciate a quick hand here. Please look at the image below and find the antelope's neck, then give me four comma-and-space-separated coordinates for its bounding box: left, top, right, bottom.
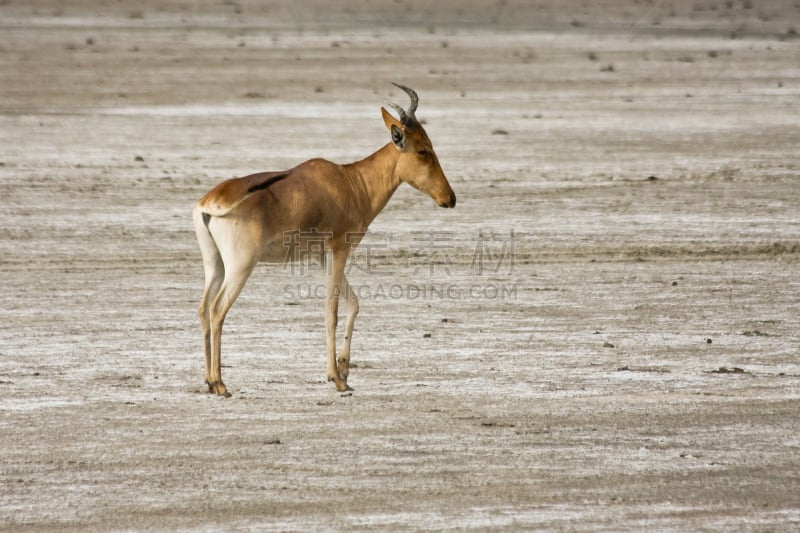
346, 143, 402, 226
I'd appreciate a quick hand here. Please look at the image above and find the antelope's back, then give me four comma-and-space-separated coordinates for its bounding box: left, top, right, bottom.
197, 171, 289, 217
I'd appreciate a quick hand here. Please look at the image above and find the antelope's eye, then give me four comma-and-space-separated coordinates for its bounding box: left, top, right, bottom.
417, 149, 429, 156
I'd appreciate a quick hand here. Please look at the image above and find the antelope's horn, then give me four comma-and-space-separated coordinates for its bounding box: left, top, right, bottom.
387, 102, 408, 124
391, 82, 419, 120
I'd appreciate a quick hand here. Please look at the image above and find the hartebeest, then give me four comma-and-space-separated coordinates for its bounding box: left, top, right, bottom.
193, 84, 456, 396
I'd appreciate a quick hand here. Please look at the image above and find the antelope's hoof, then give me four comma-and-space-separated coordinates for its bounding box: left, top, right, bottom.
328, 375, 353, 392
336, 381, 354, 393
207, 380, 231, 398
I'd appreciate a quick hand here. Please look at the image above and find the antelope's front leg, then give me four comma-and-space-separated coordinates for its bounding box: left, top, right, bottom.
325, 250, 351, 392
337, 275, 359, 382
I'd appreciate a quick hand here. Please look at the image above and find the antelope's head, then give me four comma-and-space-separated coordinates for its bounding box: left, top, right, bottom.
382, 83, 456, 209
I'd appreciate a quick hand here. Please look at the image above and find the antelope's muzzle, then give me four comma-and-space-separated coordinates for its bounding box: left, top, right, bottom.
439, 191, 456, 208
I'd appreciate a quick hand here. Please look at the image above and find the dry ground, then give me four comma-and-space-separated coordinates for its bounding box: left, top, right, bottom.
2, 1, 800, 530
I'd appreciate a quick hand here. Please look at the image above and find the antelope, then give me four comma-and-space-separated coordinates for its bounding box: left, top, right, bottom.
193, 84, 456, 396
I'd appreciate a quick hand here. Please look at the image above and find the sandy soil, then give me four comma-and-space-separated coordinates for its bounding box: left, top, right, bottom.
2, 1, 800, 530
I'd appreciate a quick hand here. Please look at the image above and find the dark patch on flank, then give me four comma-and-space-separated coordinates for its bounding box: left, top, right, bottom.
247, 172, 290, 193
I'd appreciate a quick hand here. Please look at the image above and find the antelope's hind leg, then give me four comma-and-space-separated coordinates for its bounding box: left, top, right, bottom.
199, 268, 223, 392
194, 209, 224, 392
207, 250, 259, 398
195, 210, 259, 397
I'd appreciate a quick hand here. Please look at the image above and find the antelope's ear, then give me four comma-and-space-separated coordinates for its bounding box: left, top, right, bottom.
390, 125, 407, 150
381, 106, 402, 130
381, 107, 407, 150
